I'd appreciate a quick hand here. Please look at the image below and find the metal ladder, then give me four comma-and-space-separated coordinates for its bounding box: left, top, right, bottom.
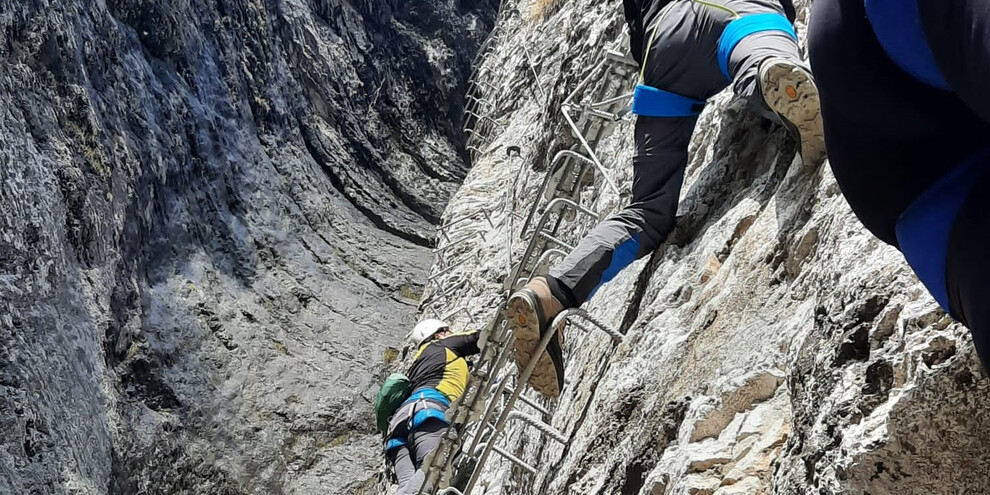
408, 47, 639, 495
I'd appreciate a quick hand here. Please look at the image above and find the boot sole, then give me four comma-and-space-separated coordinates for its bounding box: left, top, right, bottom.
506, 291, 562, 398
760, 61, 826, 169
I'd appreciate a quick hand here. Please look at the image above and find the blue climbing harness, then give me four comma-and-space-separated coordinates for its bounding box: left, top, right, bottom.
896, 148, 990, 315
384, 388, 451, 451
717, 13, 797, 80
864, 0, 950, 90
632, 84, 706, 117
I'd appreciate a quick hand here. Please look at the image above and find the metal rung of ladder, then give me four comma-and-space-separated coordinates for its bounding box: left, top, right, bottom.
502, 386, 551, 416
427, 254, 482, 289
468, 443, 538, 476
441, 307, 480, 329
505, 411, 566, 444
535, 231, 575, 253
565, 103, 626, 122
440, 209, 496, 238
464, 110, 505, 129
435, 232, 487, 269
510, 248, 568, 291
605, 49, 639, 68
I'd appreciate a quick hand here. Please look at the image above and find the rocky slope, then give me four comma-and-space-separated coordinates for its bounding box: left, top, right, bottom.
0, 0, 496, 493
425, 0, 990, 493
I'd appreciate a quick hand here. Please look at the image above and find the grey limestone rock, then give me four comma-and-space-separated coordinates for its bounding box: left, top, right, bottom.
0, 0, 496, 493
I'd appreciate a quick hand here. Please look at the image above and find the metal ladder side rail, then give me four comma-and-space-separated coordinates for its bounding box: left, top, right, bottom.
559, 57, 624, 195
515, 248, 569, 291
505, 197, 600, 290
514, 59, 633, 235
445, 50, 637, 491
427, 321, 521, 492
439, 207, 497, 236
426, 254, 482, 290
435, 231, 487, 258
435, 50, 636, 492
414, 47, 640, 495
508, 44, 548, 103
518, 149, 597, 239
461, 309, 623, 494
440, 307, 481, 330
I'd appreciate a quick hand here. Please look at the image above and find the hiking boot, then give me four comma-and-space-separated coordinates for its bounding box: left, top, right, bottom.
505, 277, 566, 397
758, 57, 826, 169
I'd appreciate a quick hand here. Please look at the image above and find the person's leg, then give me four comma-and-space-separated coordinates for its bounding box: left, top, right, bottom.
728, 24, 825, 167
388, 446, 417, 493
808, 0, 990, 245
507, 0, 732, 398
946, 170, 990, 369
919, 0, 990, 124
510, 115, 696, 397
548, 115, 696, 306
395, 419, 447, 495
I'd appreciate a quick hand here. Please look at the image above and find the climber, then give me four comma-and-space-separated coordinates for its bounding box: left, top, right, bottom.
807, 0, 990, 367
507, 0, 826, 397
385, 319, 481, 495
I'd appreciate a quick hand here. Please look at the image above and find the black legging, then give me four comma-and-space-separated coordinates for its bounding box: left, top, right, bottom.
809, 0, 990, 366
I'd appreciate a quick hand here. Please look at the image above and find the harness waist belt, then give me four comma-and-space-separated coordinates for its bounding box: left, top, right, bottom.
404, 388, 451, 407
632, 84, 706, 117
717, 13, 797, 79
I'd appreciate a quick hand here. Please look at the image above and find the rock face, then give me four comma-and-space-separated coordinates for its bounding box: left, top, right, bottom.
0, 0, 495, 493
426, 0, 990, 493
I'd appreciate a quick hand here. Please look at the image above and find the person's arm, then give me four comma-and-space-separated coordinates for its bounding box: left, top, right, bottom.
440, 331, 481, 357
624, 0, 645, 65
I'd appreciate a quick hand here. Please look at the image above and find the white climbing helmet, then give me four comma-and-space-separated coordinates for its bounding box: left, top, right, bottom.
409, 319, 449, 347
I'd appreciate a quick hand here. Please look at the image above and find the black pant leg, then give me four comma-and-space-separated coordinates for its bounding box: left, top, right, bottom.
946, 170, 990, 369
808, 0, 990, 245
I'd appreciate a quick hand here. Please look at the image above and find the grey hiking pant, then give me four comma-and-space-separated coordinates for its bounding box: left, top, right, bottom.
548, 0, 804, 306
387, 418, 446, 495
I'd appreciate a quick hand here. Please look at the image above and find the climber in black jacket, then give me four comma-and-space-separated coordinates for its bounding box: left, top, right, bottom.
385, 319, 481, 495
808, 0, 990, 368
508, 0, 824, 398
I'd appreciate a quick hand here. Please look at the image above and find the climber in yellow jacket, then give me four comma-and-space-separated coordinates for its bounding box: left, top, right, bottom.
385, 319, 481, 495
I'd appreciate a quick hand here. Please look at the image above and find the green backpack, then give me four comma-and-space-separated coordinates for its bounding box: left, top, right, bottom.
375, 373, 412, 434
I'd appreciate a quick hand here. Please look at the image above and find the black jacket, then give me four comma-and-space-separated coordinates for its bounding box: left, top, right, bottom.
406, 331, 481, 402
623, 0, 797, 65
